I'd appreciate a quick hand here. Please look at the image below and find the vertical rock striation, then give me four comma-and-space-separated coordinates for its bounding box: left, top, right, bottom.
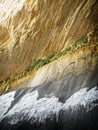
0, 0, 98, 81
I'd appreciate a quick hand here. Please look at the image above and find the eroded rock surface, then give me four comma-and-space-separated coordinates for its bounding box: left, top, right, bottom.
0, 0, 98, 81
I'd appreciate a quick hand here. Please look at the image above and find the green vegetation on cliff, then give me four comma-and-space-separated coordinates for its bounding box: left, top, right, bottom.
0, 34, 98, 94
26, 35, 87, 71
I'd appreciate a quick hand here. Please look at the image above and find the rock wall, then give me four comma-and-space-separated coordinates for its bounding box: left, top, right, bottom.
0, 0, 98, 81
0, 1, 98, 128
0, 44, 98, 95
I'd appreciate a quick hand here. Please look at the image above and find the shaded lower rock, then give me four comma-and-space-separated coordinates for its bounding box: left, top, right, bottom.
0, 106, 98, 130
0, 86, 98, 130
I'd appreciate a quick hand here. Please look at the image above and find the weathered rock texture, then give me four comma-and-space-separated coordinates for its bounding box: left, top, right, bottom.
0, 44, 98, 95
0, 0, 98, 81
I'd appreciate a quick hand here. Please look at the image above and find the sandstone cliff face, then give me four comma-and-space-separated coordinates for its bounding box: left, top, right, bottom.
0, 0, 98, 81
0, 44, 98, 95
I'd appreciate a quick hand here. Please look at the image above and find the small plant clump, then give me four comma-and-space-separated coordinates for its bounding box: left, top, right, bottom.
73, 35, 88, 48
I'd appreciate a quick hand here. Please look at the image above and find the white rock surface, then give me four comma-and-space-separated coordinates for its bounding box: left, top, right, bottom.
0, 0, 25, 23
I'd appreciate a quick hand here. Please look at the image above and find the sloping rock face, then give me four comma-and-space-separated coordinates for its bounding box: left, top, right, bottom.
0, 0, 98, 81
0, 1, 98, 129
1, 44, 97, 95
0, 45, 98, 129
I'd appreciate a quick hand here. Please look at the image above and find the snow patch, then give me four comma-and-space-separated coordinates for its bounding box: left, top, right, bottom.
0, 86, 98, 124
63, 87, 98, 111
0, 91, 15, 120
5, 91, 62, 124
